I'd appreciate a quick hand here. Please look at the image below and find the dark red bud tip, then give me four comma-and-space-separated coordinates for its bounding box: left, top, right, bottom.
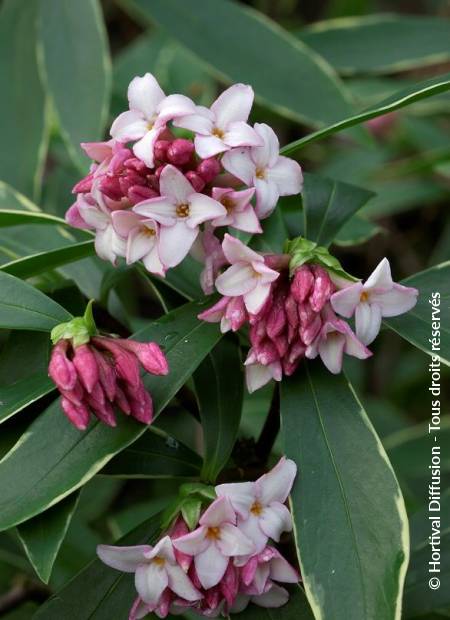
197, 157, 221, 183
154, 140, 170, 161
185, 171, 205, 192
167, 139, 194, 165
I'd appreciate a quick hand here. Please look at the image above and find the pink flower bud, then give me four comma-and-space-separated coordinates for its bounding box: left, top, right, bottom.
87, 394, 117, 427
98, 175, 123, 201
300, 313, 322, 346
255, 340, 280, 366
197, 157, 221, 183
92, 349, 117, 402
284, 293, 299, 330
185, 171, 205, 192
127, 185, 159, 205
241, 556, 258, 586
266, 297, 287, 339
169, 518, 192, 572
65, 203, 88, 229
125, 383, 153, 424
291, 265, 314, 303
93, 337, 141, 389
220, 562, 239, 607
298, 301, 316, 327
118, 340, 169, 376
205, 587, 221, 610
309, 265, 334, 312
167, 139, 194, 165
72, 344, 99, 393
61, 397, 90, 430
155, 165, 165, 179
61, 379, 85, 406
72, 173, 94, 194
49, 341, 77, 391
124, 157, 147, 173
154, 140, 170, 161
273, 334, 289, 357
114, 386, 131, 415
224, 296, 247, 332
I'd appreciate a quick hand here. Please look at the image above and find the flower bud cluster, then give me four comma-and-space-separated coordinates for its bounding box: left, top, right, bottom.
97, 458, 299, 618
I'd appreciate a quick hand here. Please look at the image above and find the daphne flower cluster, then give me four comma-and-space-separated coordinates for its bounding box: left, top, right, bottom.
48, 308, 168, 429
66, 73, 303, 276
97, 458, 299, 618
199, 236, 418, 392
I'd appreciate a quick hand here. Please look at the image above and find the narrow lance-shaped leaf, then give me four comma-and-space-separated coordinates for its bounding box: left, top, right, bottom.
16, 492, 79, 584
0, 271, 72, 332
38, 0, 112, 168
119, 0, 356, 127
0, 299, 222, 531
384, 261, 450, 366
0, 209, 75, 228
281, 73, 450, 155
280, 363, 409, 620
194, 337, 244, 483
100, 426, 202, 479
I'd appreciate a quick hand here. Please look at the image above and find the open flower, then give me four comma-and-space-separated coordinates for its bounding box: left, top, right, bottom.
222, 123, 303, 218
97, 536, 202, 608
211, 187, 261, 233
237, 546, 299, 595
215, 234, 279, 315
112, 210, 165, 276
110, 73, 195, 168
133, 165, 226, 268
306, 306, 372, 373
173, 496, 254, 590
174, 84, 262, 158
330, 257, 419, 345
215, 457, 297, 553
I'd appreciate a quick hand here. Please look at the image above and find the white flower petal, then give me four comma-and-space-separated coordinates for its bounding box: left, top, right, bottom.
172, 526, 208, 556
269, 552, 299, 584
259, 503, 293, 542
232, 206, 262, 233
222, 148, 255, 185
237, 513, 268, 554
173, 109, 213, 135
112, 210, 141, 238
224, 121, 262, 148
215, 482, 256, 519
195, 544, 229, 589
330, 283, 364, 318
126, 227, 155, 264
165, 564, 201, 601
267, 156, 303, 196
135, 563, 168, 606
216, 263, 256, 297
371, 283, 418, 317
110, 110, 147, 141
128, 73, 165, 118
188, 194, 226, 228
195, 134, 227, 158
158, 221, 198, 268
157, 93, 196, 122
96, 544, 149, 572
252, 123, 280, 169
142, 244, 165, 277
211, 84, 254, 128
217, 523, 255, 556
254, 178, 280, 219
258, 457, 297, 505
149, 536, 176, 563
364, 257, 393, 290
95, 226, 117, 264
355, 302, 382, 345
222, 233, 262, 264
245, 362, 278, 394
134, 198, 177, 226
132, 127, 163, 168
252, 583, 289, 608
200, 496, 236, 527
244, 281, 272, 314
159, 164, 194, 203
318, 332, 346, 374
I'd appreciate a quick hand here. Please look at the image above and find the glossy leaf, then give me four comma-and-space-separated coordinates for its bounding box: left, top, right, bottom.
0, 300, 222, 530
34, 513, 162, 619
299, 15, 450, 75
17, 493, 79, 584
194, 337, 244, 482
101, 426, 202, 479
302, 172, 374, 247
38, 0, 111, 168
0, 0, 48, 199
280, 364, 409, 620
282, 73, 450, 154
0, 240, 96, 279
234, 585, 314, 619
384, 262, 450, 366
119, 0, 355, 127
0, 272, 72, 331
0, 374, 54, 425
334, 215, 383, 247
0, 210, 71, 228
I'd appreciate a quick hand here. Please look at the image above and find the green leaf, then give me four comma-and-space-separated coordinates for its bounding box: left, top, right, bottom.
298, 14, 450, 75
0, 300, 222, 530
38, 0, 111, 168
118, 0, 356, 127
0, 181, 42, 212
280, 364, 409, 620
100, 426, 202, 479
0, 240, 95, 279
384, 262, 450, 366
0, 373, 54, 425
0, 209, 73, 228
251, 207, 289, 254
0, 271, 72, 331
194, 338, 243, 483
234, 585, 314, 619
282, 73, 450, 154
0, 0, 48, 199
16, 492, 79, 584
334, 215, 382, 247
301, 172, 374, 247
34, 513, 162, 620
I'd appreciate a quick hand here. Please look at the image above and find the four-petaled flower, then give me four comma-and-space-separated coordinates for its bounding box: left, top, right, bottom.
112, 210, 165, 276
331, 258, 419, 345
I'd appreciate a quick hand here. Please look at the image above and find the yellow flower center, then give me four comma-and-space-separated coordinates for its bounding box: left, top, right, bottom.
176, 203, 190, 218
360, 291, 369, 302
255, 167, 266, 180
153, 556, 165, 567
221, 196, 235, 213
212, 127, 225, 139
206, 526, 221, 540
250, 501, 263, 516
143, 227, 156, 237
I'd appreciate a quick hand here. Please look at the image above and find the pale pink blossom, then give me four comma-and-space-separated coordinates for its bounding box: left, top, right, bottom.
211, 187, 261, 233
215, 234, 279, 315
230, 583, 291, 613
112, 210, 165, 276
173, 497, 254, 590
97, 536, 202, 608
222, 123, 303, 218
174, 84, 262, 158
192, 227, 228, 295
110, 73, 195, 167
237, 546, 299, 595
133, 165, 226, 268
306, 306, 372, 373
331, 257, 418, 345
215, 457, 297, 553
244, 354, 282, 394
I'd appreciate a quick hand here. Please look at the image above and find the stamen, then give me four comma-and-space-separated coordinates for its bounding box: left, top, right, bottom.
206, 526, 221, 540
250, 501, 263, 516
255, 167, 266, 180
176, 203, 190, 218
360, 291, 369, 302
212, 127, 225, 139
152, 556, 165, 566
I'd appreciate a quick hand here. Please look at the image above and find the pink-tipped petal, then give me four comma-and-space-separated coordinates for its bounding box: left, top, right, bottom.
257, 457, 297, 505
97, 544, 149, 573
72, 344, 99, 394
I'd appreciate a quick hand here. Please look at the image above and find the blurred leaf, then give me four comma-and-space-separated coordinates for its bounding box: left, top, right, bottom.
299, 15, 450, 75
0, 209, 72, 228
0, 0, 48, 199
101, 426, 202, 478
364, 397, 410, 439
38, 0, 111, 168
302, 172, 374, 246
0, 271, 72, 331
16, 492, 79, 583
113, 31, 167, 96
108, 497, 170, 539
119, 0, 356, 127
334, 215, 382, 247
361, 178, 447, 219
409, 490, 450, 553
0, 240, 95, 279
282, 73, 450, 154
34, 513, 162, 619
384, 262, 450, 365
251, 208, 289, 254
0, 300, 222, 531
160, 255, 203, 300
0, 181, 42, 212
194, 337, 243, 483
233, 585, 314, 619
281, 364, 409, 620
